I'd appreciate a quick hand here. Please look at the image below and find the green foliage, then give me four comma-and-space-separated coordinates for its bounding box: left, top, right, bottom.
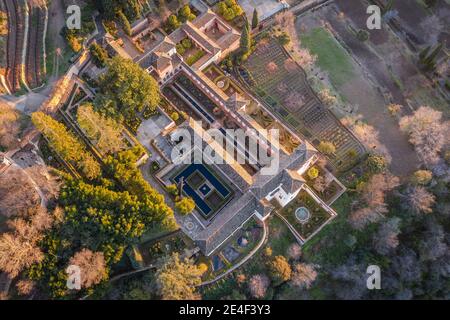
176, 43, 185, 55
99, 56, 160, 120
356, 29, 369, 42
31, 112, 100, 179
64, 30, 82, 52
0, 11, 7, 35
77, 103, 125, 155
307, 166, 319, 180
277, 32, 290, 46
217, 0, 244, 21
167, 14, 181, 31
89, 43, 109, 68
170, 112, 180, 121
166, 184, 179, 197
185, 50, 206, 66
366, 154, 387, 174
240, 21, 251, 57
116, 10, 131, 36
181, 38, 192, 49
155, 253, 203, 300
178, 5, 196, 22
251, 8, 259, 29
175, 197, 195, 215
419, 43, 443, 71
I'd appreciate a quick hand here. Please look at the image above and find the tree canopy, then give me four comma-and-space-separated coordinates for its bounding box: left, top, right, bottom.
31, 112, 101, 180
99, 56, 160, 120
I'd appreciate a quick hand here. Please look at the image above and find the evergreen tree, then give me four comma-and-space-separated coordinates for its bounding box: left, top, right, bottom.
116, 10, 132, 36
31, 112, 100, 179
240, 20, 251, 58
251, 8, 259, 29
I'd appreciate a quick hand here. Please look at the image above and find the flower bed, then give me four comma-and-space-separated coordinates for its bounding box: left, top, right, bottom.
279, 189, 332, 239
304, 165, 344, 204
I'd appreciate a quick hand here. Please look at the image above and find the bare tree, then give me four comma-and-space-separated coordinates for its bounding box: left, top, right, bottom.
0, 167, 40, 217
248, 274, 270, 299
419, 218, 447, 261
343, 117, 391, 162
362, 173, 400, 209
0, 102, 22, 150
348, 207, 381, 230
291, 263, 318, 289
330, 260, 366, 299
274, 11, 316, 68
16, 279, 35, 296
0, 229, 44, 278
373, 217, 401, 255
399, 106, 449, 166
286, 243, 302, 261
401, 186, 435, 215
69, 249, 106, 289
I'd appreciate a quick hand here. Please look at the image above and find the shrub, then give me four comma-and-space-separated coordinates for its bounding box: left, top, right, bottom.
267, 255, 291, 285
175, 197, 196, 215
89, 43, 108, 68
198, 263, 208, 274
356, 29, 369, 42
166, 184, 179, 197
176, 43, 185, 55
411, 170, 432, 185
181, 38, 192, 49
348, 149, 358, 158
366, 154, 387, 174
170, 112, 180, 122
142, 106, 158, 119
151, 161, 160, 172
217, 0, 244, 21
318, 141, 336, 155
307, 167, 319, 180
263, 246, 273, 257
277, 32, 290, 45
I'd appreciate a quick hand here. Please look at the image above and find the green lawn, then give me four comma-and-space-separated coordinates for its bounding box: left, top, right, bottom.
301, 27, 355, 88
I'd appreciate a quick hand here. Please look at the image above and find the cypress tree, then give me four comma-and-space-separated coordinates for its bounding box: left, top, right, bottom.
240, 20, 251, 57
251, 8, 259, 29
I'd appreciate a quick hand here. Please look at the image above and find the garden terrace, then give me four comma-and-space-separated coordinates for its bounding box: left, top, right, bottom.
4, 0, 24, 93
197, 217, 263, 280
241, 36, 365, 172
162, 86, 205, 123
277, 187, 336, 241
203, 64, 246, 98
136, 231, 194, 267
59, 83, 143, 159
25, 4, 46, 89
302, 163, 346, 205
